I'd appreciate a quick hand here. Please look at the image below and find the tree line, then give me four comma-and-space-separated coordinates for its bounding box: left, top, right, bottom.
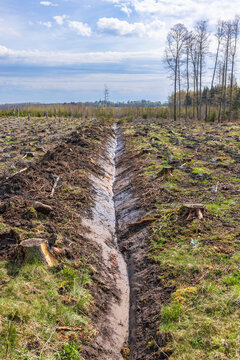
166, 17, 240, 121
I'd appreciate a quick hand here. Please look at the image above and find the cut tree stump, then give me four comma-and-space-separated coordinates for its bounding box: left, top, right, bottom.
20, 238, 57, 266
153, 166, 174, 180
140, 148, 158, 155
34, 201, 53, 215
179, 204, 206, 220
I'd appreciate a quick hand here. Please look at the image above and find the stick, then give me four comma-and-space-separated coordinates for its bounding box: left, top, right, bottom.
6, 167, 28, 180
39, 328, 56, 356
56, 326, 82, 332
50, 176, 60, 198
129, 216, 160, 227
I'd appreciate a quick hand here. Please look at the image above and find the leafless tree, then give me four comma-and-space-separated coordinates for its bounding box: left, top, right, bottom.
195, 20, 209, 120
229, 16, 240, 117
189, 35, 199, 119
211, 21, 225, 89
217, 21, 232, 121
165, 23, 188, 121
184, 32, 193, 119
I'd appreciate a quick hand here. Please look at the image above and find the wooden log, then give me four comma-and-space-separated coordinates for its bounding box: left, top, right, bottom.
34, 201, 53, 215
20, 238, 57, 266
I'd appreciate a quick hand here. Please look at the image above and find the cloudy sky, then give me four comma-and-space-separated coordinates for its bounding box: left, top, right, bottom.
0, 0, 239, 103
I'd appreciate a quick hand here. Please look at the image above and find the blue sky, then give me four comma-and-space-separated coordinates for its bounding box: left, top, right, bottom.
0, 0, 239, 103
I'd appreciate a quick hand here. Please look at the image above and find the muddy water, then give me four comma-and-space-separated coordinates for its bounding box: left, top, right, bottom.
81, 125, 129, 359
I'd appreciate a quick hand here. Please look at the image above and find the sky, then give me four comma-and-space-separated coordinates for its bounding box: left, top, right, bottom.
0, 0, 239, 104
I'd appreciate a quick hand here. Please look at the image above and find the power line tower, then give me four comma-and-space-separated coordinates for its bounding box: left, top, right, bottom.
104, 84, 109, 105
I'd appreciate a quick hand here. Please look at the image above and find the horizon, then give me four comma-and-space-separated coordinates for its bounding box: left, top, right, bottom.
1, 0, 240, 103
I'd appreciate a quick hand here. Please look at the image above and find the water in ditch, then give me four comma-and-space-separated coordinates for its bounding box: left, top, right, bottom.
80, 124, 130, 359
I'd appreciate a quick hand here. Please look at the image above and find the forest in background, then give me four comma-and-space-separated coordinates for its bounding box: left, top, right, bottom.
166, 17, 240, 122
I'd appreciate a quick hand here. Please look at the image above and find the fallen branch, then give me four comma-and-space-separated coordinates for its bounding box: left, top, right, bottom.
39, 328, 56, 357
56, 326, 82, 332
129, 216, 160, 227
6, 167, 28, 180
50, 176, 60, 198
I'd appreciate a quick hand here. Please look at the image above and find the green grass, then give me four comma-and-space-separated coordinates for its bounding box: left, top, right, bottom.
0, 261, 93, 359
125, 119, 240, 359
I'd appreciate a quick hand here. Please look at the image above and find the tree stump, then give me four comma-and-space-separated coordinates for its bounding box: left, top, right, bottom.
153, 166, 174, 180
140, 148, 158, 155
20, 238, 57, 266
179, 204, 205, 220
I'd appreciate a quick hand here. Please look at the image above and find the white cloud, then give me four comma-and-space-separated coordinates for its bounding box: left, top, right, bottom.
97, 17, 165, 38
68, 21, 92, 37
40, 1, 58, 6
105, 0, 240, 26
53, 15, 68, 25
38, 21, 52, 28
53, 16, 91, 37
121, 6, 132, 16
116, 5, 132, 17
0, 45, 162, 66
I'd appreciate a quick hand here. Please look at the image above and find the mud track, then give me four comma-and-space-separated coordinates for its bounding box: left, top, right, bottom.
83, 125, 165, 359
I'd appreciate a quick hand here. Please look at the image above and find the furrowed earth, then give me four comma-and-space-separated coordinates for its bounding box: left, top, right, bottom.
0, 116, 240, 360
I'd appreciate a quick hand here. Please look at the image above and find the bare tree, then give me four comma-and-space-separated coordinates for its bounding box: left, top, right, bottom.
218, 21, 232, 121
165, 23, 188, 121
211, 21, 225, 89
195, 20, 209, 120
206, 21, 225, 119
223, 21, 232, 117
189, 36, 199, 119
229, 16, 240, 117
184, 32, 193, 119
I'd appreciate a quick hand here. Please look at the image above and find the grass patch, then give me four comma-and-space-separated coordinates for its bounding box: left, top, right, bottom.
0, 261, 93, 359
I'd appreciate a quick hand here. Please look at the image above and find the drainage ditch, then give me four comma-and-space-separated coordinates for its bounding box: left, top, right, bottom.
81, 124, 160, 359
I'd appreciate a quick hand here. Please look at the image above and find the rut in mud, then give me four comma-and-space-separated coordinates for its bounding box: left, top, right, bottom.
82, 124, 163, 359
80, 124, 130, 360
